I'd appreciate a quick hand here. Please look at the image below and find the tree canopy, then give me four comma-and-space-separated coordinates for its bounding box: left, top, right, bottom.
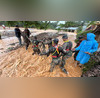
0, 21, 59, 30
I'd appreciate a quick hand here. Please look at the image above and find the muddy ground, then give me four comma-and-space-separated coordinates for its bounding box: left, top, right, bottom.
0, 29, 82, 77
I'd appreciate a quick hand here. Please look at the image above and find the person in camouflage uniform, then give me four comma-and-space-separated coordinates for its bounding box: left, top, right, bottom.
21, 31, 30, 50
46, 37, 52, 49
32, 36, 41, 55
40, 38, 68, 74
23, 28, 31, 38
61, 34, 73, 68
43, 37, 52, 49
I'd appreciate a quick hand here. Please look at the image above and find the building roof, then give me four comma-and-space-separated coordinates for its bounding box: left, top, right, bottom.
56, 26, 78, 30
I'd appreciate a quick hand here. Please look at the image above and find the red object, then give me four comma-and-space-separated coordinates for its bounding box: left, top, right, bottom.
33, 45, 38, 47
66, 49, 69, 51
52, 45, 60, 58
52, 55, 60, 58
77, 42, 81, 47
52, 56, 57, 58
2, 26, 5, 29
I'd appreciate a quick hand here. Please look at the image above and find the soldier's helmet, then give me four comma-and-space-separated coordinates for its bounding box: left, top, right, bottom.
53, 38, 59, 44
62, 34, 68, 39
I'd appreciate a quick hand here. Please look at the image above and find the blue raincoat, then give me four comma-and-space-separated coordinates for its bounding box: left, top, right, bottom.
75, 33, 98, 64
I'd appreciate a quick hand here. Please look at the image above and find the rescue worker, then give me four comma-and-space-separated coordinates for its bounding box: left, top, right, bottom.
61, 34, 73, 68
72, 33, 98, 67
44, 37, 52, 49
40, 38, 68, 74
32, 36, 41, 55
23, 28, 31, 38
15, 25, 22, 46
21, 31, 30, 50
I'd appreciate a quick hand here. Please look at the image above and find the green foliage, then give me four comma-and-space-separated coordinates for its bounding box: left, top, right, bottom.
59, 21, 82, 28
47, 22, 58, 29
82, 57, 98, 73
0, 21, 58, 30
75, 21, 99, 74
0, 21, 6, 25
75, 30, 93, 43
87, 21, 96, 27
77, 26, 83, 34
65, 21, 80, 27
36, 21, 50, 30
20, 21, 36, 28
77, 30, 93, 37
6, 21, 18, 27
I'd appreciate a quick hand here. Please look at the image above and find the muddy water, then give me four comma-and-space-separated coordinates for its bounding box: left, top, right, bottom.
0, 45, 82, 77
0, 37, 19, 55
0, 31, 82, 77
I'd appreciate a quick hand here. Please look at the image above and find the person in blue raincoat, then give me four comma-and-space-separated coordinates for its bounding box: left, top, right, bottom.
72, 33, 98, 67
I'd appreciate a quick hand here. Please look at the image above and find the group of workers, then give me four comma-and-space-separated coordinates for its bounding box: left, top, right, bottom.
15, 25, 31, 50
15, 25, 99, 74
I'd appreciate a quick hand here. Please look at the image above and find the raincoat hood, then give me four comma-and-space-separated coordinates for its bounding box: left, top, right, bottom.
87, 33, 95, 41
75, 32, 98, 64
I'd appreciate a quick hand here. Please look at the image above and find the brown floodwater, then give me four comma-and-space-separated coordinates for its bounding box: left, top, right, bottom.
0, 30, 82, 77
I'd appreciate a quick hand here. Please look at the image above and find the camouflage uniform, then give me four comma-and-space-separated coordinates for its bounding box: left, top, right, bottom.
44, 38, 52, 49
46, 40, 52, 49
21, 32, 30, 50
50, 57, 62, 72
61, 41, 73, 67
23, 28, 31, 38
41, 45, 68, 73
32, 39, 41, 54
